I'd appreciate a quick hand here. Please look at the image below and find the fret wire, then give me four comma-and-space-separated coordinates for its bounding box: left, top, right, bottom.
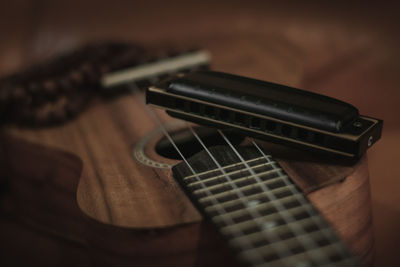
252, 140, 350, 262
204, 185, 299, 213
188, 125, 297, 263
196, 174, 288, 205
238, 229, 337, 259
141, 101, 263, 261
191, 168, 283, 195
217, 204, 314, 231
185, 160, 277, 185
229, 216, 326, 245
183, 156, 268, 179
218, 129, 328, 265
197, 175, 289, 204
217, 191, 343, 248
209, 193, 306, 222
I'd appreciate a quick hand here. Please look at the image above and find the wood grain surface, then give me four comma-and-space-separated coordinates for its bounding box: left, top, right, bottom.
1, 1, 399, 266
0, 121, 373, 266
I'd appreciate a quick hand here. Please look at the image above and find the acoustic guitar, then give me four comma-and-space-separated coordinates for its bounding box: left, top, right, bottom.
0, 44, 374, 266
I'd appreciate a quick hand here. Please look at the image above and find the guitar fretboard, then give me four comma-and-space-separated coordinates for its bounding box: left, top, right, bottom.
172, 146, 361, 267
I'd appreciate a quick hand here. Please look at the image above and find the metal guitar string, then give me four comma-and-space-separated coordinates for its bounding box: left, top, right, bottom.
139, 87, 327, 265
188, 123, 326, 265
137, 95, 264, 262
217, 129, 337, 265
136, 88, 341, 265
250, 140, 348, 259
186, 124, 296, 261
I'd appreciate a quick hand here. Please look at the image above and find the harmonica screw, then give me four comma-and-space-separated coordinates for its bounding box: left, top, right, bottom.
368, 136, 373, 147
353, 121, 363, 127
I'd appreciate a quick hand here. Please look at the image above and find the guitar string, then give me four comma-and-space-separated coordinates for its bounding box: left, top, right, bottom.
139, 89, 328, 265
186, 123, 295, 262
136, 94, 265, 262
216, 129, 330, 265
187, 122, 327, 265
136, 88, 343, 264
251, 139, 351, 261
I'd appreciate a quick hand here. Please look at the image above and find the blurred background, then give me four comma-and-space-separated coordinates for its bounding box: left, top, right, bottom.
1, 1, 399, 266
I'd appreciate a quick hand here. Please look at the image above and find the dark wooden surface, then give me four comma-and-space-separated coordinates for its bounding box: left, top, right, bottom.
0, 1, 399, 266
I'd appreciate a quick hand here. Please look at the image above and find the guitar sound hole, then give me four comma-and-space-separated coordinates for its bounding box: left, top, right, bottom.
155, 127, 245, 160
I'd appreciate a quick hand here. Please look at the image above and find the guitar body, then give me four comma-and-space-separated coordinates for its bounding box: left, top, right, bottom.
0, 92, 373, 266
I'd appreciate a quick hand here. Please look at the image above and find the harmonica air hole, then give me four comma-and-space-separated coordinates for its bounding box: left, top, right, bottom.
250, 117, 261, 129
298, 129, 308, 141
265, 120, 277, 132
175, 98, 185, 111
291, 127, 298, 139
281, 125, 292, 137
307, 132, 315, 143
314, 133, 325, 145
219, 109, 231, 122
190, 102, 201, 114
234, 113, 248, 126
204, 105, 216, 118
184, 101, 191, 112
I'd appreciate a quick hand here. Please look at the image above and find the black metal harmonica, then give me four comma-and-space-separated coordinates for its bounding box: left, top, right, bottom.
146, 71, 382, 160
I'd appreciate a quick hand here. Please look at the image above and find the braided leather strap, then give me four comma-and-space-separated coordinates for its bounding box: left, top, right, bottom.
0, 42, 147, 126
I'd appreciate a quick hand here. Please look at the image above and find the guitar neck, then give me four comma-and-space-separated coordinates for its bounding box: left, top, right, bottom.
172, 146, 362, 267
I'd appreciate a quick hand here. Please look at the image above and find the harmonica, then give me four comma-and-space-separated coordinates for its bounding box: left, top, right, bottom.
146, 71, 382, 160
